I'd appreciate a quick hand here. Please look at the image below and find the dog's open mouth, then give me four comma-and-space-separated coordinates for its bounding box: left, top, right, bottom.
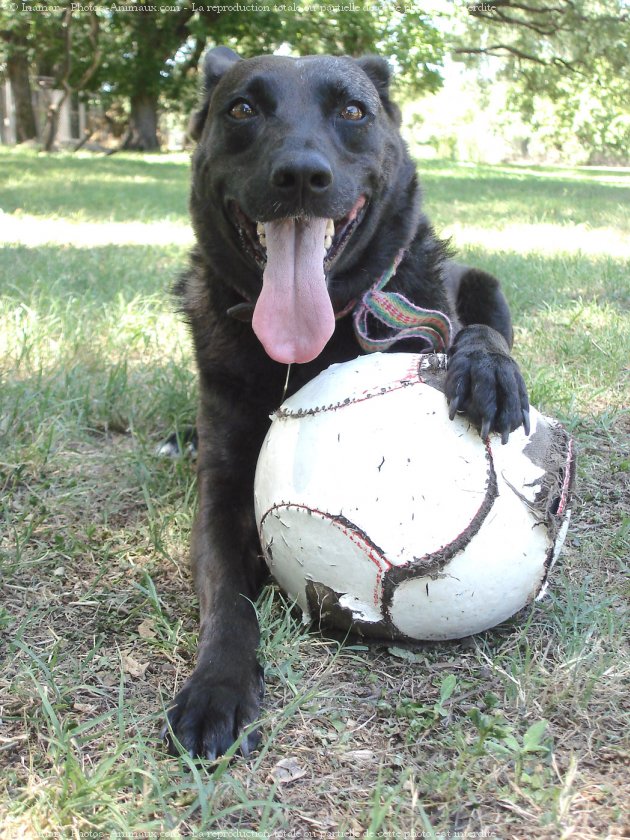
228, 196, 367, 365
230, 195, 367, 273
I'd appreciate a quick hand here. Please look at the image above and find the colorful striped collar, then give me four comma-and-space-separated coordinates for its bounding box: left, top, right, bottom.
351, 250, 452, 353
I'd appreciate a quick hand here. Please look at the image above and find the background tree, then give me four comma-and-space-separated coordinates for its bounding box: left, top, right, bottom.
1, 2, 103, 149
101, 0, 445, 150
7, 0, 626, 162
0, 18, 38, 142
0, 0, 446, 152
99, 4, 216, 151
40, 8, 102, 151
451, 0, 630, 162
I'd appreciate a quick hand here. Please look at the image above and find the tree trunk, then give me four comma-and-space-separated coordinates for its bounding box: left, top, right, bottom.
7, 51, 37, 143
42, 90, 69, 152
40, 9, 101, 154
122, 91, 160, 151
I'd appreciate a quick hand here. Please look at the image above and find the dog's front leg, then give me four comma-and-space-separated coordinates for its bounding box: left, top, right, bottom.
444, 267, 530, 443
165, 400, 268, 760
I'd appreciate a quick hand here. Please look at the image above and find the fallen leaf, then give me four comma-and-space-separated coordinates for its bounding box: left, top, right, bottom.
73, 702, 97, 713
339, 749, 376, 765
96, 671, 117, 687
137, 619, 157, 639
122, 653, 149, 678
270, 757, 307, 785
387, 646, 425, 663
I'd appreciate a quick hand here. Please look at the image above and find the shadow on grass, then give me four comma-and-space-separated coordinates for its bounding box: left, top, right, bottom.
454, 247, 630, 316
2, 243, 626, 454
0, 150, 190, 223
0, 242, 189, 303
3, 149, 630, 229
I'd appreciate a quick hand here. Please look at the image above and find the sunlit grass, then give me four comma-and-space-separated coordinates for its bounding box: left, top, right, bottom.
1, 214, 194, 247
445, 222, 630, 258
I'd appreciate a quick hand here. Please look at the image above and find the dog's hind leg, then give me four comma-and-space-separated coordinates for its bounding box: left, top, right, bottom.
155, 425, 198, 460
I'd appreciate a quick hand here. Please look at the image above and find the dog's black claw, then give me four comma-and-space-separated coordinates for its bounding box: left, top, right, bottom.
445, 325, 530, 444
448, 395, 461, 420
243, 730, 261, 758
203, 746, 218, 762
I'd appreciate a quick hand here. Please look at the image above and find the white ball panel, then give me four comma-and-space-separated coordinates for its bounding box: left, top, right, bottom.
389, 468, 551, 640
257, 375, 489, 565
259, 505, 385, 624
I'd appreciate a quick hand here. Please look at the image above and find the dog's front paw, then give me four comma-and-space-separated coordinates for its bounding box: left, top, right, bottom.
164, 662, 264, 760
445, 325, 530, 444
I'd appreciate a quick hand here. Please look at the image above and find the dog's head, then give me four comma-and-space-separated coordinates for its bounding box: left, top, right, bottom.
189, 47, 420, 364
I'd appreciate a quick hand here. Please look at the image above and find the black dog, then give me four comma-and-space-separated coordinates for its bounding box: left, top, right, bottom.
165, 47, 530, 760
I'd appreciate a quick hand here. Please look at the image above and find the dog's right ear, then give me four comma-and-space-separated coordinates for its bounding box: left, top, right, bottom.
189, 47, 241, 142
201, 46, 241, 92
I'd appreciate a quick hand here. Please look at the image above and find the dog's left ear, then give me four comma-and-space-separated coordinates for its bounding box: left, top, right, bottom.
189, 46, 242, 142
356, 56, 401, 125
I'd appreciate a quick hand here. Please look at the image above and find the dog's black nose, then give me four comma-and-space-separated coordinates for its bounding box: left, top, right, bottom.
270, 151, 333, 196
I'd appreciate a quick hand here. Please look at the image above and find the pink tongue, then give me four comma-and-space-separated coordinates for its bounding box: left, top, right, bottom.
252, 217, 334, 364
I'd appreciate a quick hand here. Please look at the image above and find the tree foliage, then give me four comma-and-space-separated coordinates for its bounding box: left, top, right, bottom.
1, 0, 446, 149
1, 0, 627, 160
452, 0, 630, 162
158, 1, 446, 120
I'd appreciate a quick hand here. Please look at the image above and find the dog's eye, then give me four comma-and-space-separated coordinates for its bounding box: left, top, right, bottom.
229, 99, 257, 120
340, 102, 365, 121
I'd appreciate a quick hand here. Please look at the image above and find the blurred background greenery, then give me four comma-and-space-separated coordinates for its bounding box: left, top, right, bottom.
1, 0, 628, 164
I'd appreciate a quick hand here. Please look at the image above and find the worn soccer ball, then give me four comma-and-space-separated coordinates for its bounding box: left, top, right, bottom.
254, 353, 575, 641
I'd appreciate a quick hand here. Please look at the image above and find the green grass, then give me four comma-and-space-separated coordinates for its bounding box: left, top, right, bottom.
1, 147, 628, 838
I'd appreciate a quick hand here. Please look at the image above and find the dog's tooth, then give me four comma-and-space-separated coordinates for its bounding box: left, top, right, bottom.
325, 219, 334, 237
256, 222, 267, 248
324, 235, 333, 250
